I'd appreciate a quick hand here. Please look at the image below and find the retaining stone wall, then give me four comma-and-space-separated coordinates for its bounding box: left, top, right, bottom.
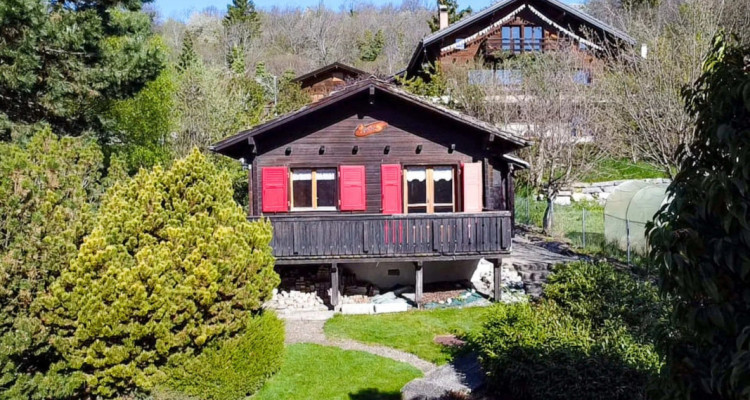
554, 178, 671, 205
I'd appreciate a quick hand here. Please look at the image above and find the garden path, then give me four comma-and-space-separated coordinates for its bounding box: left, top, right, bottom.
284, 318, 437, 374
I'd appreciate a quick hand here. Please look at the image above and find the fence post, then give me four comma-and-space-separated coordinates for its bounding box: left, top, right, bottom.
626, 218, 631, 267
526, 197, 530, 225
582, 207, 586, 249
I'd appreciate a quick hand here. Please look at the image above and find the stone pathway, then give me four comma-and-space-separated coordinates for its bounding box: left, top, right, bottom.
284, 318, 436, 374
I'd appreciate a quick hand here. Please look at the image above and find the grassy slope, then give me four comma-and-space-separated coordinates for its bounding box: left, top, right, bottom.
579, 158, 667, 182
324, 307, 489, 365
254, 343, 422, 400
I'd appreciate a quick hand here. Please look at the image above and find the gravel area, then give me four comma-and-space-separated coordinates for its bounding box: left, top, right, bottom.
283, 317, 436, 374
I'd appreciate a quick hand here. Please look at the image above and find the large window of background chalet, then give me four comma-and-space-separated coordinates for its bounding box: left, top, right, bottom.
291, 168, 336, 211
404, 166, 455, 214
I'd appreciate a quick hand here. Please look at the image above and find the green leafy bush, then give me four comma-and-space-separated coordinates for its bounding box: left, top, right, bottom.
0, 129, 105, 398
648, 33, 750, 399
473, 302, 661, 400
544, 261, 668, 340
158, 312, 284, 400
40, 149, 279, 397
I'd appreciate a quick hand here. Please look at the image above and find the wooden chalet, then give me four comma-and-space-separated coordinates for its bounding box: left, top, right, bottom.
212, 77, 530, 307
293, 62, 369, 103
404, 0, 635, 83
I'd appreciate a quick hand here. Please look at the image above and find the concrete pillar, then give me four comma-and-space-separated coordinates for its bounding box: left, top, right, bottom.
415, 261, 423, 308
331, 263, 340, 307
494, 258, 503, 302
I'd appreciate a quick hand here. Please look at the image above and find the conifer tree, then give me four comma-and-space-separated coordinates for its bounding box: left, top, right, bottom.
177, 31, 199, 72
224, 0, 261, 37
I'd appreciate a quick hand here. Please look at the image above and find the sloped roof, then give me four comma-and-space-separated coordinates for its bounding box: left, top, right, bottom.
292, 62, 370, 85
211, 77, 530, 158
406, 0, 635, 76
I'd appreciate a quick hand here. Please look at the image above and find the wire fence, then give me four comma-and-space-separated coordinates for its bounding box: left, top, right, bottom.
515, 196, 606, 253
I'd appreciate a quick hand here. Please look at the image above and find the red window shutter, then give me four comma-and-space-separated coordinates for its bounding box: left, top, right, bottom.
380, 164, 402, 214
261, 167, 288, 213
339, 165, 366, 211
463, 162, 483, 213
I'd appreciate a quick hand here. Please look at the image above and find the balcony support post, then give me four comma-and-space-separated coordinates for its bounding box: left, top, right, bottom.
494, 257, 503, 302
414, 261, 423, 308
331, 262, 340, 308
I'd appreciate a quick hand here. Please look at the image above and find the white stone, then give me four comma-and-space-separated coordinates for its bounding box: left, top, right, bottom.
374, 303, 408, 314
558, 190, 573, 197
272, 288, 278, 295
341, 303, 374, 315
553, 196, 571, 206
602, 185, 618, 193
572, 192, 594, 202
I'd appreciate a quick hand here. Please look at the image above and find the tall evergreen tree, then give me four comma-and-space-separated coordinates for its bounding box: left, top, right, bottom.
177, 30, 199, 72
648, 32, 750, 399
223, 0, 260, 36
0, 0, 166, 139
428, 0, 472, 33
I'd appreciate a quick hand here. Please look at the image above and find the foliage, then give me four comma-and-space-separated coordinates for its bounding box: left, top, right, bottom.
544, 262, 668, 341
0, 129, 105, 399
357, 29, 386, 62
177, 31, 199, 73
0, 0, 165, 138
159, 312, 284, 400
428, 0, 472, 33
578, 158, 667, 182
397, 63, 448, 98
254, 343, 422, 400
325, 307, 489, 364
276, 70, 310, 115
105, 70, 177, 173
472, 302, 661, 400
40, 150, 279, 397
223, 0, 260, 36
647, 32, 750, 399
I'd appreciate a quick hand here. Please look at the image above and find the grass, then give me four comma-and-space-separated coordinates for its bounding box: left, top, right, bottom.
324, 307, 490, 365
254, 343, 421, 400
578, 158, 667, 182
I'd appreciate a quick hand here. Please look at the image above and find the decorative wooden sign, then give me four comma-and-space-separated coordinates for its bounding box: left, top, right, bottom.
354, 121, 388, 137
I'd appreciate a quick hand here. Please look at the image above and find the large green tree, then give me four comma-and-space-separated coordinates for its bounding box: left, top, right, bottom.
0, 0, 165, 139
648, 32, 750, 399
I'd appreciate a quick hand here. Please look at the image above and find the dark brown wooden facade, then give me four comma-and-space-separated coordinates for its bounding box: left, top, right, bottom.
405, 0, 635, 79
293, 62, 369, 103
212, 78, 529, 305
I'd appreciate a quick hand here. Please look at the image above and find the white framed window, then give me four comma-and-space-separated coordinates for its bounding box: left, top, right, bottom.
291, 168, 337, 211
404, 166, 455, 214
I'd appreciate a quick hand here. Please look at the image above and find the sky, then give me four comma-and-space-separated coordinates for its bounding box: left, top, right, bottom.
154, 0, 583, 21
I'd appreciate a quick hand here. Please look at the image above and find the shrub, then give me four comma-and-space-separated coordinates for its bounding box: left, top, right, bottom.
158, 312, 284, 400
648, 33, 750, 399
0, 130, 104, 398
40, 149, 279, 397
544, 261, 668, 341
472, 302, 661, 400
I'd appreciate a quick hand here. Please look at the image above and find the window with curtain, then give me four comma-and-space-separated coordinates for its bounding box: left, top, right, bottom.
404, 166, 455, 214
291, 168, 336, 211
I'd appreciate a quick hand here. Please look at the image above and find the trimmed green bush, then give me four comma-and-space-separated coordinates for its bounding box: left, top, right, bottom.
544, 261, 667, 340
158, 312, 284, 400
40, 149, 279, 397
473, 302, 661, 400
0, 130, 104, 398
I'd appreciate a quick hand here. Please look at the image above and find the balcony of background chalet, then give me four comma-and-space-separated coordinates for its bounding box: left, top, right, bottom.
251, 211, 512, 265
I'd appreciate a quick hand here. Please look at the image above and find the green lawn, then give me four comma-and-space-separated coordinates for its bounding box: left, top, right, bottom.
253, 344, 421, 400
579, 158, 667, 182
324, 307, 489, 365
515, 197, 606, 252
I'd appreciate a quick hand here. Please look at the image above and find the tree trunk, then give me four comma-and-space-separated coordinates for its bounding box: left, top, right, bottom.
542, 196, 555, 233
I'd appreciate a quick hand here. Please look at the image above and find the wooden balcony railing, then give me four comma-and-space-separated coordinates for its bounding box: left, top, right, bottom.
252, 212, 512, 264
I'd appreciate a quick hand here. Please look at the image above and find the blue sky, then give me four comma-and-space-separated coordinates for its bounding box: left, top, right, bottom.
154, 0, 583, 21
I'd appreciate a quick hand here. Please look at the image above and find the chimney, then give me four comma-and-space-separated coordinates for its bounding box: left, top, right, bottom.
439, 4, 449, 30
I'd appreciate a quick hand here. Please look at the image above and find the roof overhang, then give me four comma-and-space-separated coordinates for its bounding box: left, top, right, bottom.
211, 77, 531, 159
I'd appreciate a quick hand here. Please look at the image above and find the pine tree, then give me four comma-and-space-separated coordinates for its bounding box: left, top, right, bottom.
224, 0, 261, 36
177, 31, 199, 72
0, 0, 165, 137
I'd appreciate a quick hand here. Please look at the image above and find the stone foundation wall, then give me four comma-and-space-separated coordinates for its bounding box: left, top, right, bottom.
554, 178, 671, 205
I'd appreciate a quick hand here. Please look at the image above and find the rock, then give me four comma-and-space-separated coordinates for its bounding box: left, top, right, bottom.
554, 196, 571, 206
572, 192, 594, 202
341, 303, 373, 315
374, 303, 408, 314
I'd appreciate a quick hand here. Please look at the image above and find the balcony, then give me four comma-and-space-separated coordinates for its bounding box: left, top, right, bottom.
253, 211, 513, 264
